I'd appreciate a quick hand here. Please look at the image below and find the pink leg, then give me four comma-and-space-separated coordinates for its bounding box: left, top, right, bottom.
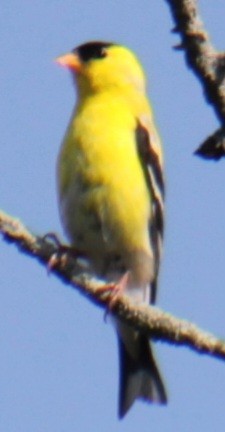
98, 272, 130, 319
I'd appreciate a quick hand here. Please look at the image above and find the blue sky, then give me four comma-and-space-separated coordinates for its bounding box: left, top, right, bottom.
1, 1, 225, 431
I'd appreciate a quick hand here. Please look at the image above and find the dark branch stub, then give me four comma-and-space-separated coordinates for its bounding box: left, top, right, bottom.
194, 128, 225, 160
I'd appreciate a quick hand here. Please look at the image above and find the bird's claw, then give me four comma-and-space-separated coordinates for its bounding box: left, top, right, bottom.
42, 232, 82, 273
100, 272, 130, 321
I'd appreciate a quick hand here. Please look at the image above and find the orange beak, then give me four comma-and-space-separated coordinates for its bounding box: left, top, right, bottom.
55, 52, 82, 72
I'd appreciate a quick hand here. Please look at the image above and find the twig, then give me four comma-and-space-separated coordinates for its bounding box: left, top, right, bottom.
165, 0, 225, 159
1, 209, 225, 361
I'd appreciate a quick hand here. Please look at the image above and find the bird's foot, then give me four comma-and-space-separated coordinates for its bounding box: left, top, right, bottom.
98, 272, 130, 320
42, 232, 83, 272
108, 271, 130, 308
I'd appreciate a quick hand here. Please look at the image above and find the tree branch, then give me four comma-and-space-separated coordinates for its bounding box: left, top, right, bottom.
165, 0, 225, 160
1, 209, 225, 362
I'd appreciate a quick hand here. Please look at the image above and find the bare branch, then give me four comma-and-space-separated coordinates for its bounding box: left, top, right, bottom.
1, 209, 225, 362
165, 0, 225, 159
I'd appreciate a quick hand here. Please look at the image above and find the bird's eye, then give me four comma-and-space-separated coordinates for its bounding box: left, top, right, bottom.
94, 47, 107, 59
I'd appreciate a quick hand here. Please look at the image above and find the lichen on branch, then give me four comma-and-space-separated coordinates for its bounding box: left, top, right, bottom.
1, 209, 225, 362
165, 0, 225, 159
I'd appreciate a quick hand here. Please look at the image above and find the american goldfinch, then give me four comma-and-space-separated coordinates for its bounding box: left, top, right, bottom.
56, 41, 167, 418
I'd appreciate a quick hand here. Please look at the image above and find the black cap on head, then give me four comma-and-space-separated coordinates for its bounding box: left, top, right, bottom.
73, 41, 114, 62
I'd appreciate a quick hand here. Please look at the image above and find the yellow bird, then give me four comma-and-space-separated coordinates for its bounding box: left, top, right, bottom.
56, 41, 167, 418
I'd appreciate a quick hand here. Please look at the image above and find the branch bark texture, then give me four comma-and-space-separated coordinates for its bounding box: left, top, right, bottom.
1, 209, 225, 362
165, 0, 225, 159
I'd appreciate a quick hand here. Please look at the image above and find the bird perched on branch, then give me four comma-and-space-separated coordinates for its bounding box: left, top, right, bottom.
56, 40, 167, 418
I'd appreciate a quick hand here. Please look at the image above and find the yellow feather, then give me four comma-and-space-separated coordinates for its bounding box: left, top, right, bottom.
56, 41, 166, 418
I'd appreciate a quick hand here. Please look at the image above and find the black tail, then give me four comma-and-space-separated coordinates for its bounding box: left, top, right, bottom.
118, 332, 167, 419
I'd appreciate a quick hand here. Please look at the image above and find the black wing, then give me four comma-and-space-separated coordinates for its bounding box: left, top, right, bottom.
135, 121, 165, 303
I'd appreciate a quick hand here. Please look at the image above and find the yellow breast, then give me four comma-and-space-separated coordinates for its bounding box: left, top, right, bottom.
58, 91, 152, 255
